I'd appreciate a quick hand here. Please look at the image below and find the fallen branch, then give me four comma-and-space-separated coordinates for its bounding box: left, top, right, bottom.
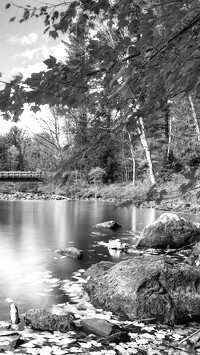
123, 317, 156, 327
177, 328, 200, 346
0, 331, 19, 337
135, 317, 156, 322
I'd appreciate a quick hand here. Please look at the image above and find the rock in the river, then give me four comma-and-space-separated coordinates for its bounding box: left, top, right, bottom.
95, 220, 121, 230
136, 213, 200, 249
0, 331, 24, 352
101, 331, 131, 345
81, 318, 120, 337
108, 239, 129, 251
84, 255, 200, 324
10, 303, 20, 325
56, 247, 83, 259
24, 309, 75, 332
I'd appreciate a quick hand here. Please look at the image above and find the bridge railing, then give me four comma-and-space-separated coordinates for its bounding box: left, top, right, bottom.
0, 171, 49, 179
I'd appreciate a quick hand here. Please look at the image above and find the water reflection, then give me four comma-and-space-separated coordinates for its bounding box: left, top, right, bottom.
131, 206, 156, 231
108, 248, 122, 259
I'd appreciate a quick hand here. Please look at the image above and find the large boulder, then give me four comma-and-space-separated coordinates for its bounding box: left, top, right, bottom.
84, 255, 200, 324
24, 309, 75, 332
136, 213, 200, 249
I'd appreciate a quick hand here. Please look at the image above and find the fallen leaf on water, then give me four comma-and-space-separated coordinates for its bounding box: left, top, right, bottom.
142, 333, 155, 339
147, 348, 163, 355
5, 298, 14, 303
155, 332, 166, 340
79, 342, 92, 348
21, 341, 35, 348
137, 338, 149, 345
172, 333, 183, 341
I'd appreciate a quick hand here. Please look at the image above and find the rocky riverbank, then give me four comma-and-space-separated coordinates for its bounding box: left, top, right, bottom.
1, 175, 200, 215
2, 213, 200, 354
2, 265, 200, 355
0, 191, 69, 201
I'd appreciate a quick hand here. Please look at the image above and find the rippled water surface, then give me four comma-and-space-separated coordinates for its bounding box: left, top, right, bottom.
0, 199, 199, 320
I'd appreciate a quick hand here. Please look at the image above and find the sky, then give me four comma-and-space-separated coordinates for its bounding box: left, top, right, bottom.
0, 0, 68, 134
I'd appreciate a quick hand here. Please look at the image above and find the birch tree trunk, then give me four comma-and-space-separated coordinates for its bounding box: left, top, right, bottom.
167, 114, 172, 160
188, 95, 200, 141
166, 114, 174, 161
127, 131, 136, 186
137, 117, 156, 184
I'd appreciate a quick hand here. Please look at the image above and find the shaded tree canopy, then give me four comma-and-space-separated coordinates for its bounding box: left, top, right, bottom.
1, 0, 200, 124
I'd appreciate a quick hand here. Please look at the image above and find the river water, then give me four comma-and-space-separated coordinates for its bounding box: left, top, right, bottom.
0, 199, 199, 321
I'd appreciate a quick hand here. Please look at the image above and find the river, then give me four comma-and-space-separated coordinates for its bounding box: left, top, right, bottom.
0, 199, 199, 321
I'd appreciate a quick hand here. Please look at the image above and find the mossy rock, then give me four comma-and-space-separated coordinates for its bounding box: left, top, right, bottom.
137, 213, 200, 249
85, 255, 200, 324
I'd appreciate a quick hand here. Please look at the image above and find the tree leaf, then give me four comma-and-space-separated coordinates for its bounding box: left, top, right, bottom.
9, 17, 16, 22
31, 7, 37, 17
30, 105, 40, 113
44, 26, 50, 34
49, 30, 59, 39
5, 3, 10, 9
43, 55, 57, 68
44, 14, 50, 26
23, 8, 30, 20
40, 6, 47, 14
52, 10, 59, 22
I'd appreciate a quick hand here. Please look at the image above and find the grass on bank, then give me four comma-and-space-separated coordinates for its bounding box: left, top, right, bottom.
55, 172, 200, 207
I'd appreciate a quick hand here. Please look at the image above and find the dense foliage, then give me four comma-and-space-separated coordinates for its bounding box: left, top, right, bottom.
1, 0, 200, 184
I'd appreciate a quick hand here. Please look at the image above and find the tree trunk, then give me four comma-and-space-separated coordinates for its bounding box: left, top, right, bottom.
127, 131, 136, 186
137, 117, 156, 184
166, 114, 174, 161
164, 106, 170, 139
188, 95, 200, 141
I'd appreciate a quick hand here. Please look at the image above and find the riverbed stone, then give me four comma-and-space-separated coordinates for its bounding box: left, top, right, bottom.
108, 239, 129, 251
0, 331, 25, 352
24, 309, 75, 332
84, 255, 200, 324
136, 213, 200, 249
95, 220, 121, 230
81, 318, 120, 337
56, 247, 83, 259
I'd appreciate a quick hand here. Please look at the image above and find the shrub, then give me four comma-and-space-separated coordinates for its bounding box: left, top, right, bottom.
87, 167, 106, 184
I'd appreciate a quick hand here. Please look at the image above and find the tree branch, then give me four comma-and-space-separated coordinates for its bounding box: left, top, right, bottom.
10, 1, 72, 11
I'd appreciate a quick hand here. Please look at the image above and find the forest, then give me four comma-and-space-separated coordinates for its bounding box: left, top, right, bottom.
1, 0, 200, 198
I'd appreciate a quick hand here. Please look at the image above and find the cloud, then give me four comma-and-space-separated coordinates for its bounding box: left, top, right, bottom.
21, 33, 38, 45
8, 32, 38, 45
14, 43, 67, 62
14, 48, 41, 61
50, 42, 67, 61
11, 61, 47, 79
11, 42, 68, 81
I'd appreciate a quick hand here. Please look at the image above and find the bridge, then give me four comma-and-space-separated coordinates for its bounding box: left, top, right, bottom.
0, 171, 53, 181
